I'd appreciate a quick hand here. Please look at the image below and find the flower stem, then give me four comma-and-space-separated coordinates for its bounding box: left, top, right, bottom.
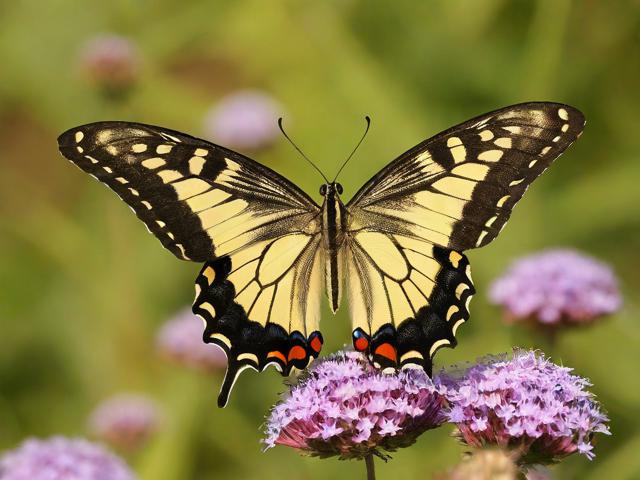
364, 454, 376, 480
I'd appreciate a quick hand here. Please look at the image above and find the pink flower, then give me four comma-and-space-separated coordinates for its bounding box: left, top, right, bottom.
264, 350, 446, 460
489, 249, 621, 326
156, 308, 227, 371
0, 437, 135, 480
203, 90, 282, 150
88, 394, 162, 451
79, 34, 139, 94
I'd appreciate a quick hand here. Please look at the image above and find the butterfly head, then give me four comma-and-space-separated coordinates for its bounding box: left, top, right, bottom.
320, 182, 343, 197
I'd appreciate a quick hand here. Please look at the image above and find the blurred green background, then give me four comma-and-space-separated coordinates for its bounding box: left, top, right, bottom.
1, 0, 639, 478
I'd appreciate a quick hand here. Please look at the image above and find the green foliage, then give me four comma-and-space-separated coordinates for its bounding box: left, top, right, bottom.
0, 1, 638, 478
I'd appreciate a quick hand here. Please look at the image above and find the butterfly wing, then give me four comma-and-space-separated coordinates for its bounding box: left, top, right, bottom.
345, 102, 584, 371
193, 235, 323, 407
58, 122, 324, 406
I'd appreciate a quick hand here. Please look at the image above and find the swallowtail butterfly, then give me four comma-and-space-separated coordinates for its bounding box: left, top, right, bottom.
58, 102, 584, 406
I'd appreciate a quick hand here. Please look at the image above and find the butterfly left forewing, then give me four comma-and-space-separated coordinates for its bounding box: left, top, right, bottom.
345, 102, 584, 372
58, 122, 320, 262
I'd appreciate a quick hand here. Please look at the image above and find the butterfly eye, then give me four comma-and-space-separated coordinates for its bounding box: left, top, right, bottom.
336, 183, 343, 194
319, 184, 327, 196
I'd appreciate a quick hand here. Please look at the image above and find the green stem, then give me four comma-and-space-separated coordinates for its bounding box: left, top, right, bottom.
365, 454, 376, 480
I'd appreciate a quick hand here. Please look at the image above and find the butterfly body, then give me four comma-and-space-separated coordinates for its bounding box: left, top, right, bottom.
320, 182, 347, 312
58, 102, 585, 407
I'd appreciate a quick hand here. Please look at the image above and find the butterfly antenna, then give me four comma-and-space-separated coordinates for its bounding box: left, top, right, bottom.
332, 116, 371, 182
278, 118, 329, 183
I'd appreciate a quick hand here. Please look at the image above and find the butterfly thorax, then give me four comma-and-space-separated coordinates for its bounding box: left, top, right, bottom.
320, 183, 347, 313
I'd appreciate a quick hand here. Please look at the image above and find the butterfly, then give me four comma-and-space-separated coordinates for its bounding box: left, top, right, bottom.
58, 102, 584, 406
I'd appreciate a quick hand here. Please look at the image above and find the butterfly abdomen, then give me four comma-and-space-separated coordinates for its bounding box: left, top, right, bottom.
321, 185, 348, 313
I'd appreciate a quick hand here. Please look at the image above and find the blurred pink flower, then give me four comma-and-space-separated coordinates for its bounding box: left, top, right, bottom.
0, 436, 135, 480
264, 350, 446, 460
88, 394, 162, 451
79, 34, 140, 94
156, 307, 227, 371
489, 249, 621, 326
203, 90, 282, 150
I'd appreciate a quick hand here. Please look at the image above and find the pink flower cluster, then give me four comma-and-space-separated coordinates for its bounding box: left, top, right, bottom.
79, 34, 139, 93
264, 351, 446, 459
156, 308, 227, 371
0, 437, 135, 480
203, 90, 282, 150
88, 394, 162, 451
489, 249, 621, 325
264, 349, 610, 465
441, 350, 610, 464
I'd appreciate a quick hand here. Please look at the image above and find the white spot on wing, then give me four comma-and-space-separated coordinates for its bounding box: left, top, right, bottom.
132, 143, 147, 153
429, 339, 451, 356
142, 157, 166, 169
478, 150, 503, 162
479, 130, 494, 141
447, 136, 463, 147
475, 230, 488, 247
189, 156, 206, 175
452, 318, 465, 336
494, 137, 512, 149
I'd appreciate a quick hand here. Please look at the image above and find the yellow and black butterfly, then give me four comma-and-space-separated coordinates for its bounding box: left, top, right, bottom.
58, 102, 584, 406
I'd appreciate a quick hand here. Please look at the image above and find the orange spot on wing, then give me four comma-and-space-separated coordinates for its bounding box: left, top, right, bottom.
374, 343, 397, 363
202, 266, 215, 285
287, 345, 307, 362
310, 336, 323, 353
354, 337, 369, 352
267, 350, 287, 364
